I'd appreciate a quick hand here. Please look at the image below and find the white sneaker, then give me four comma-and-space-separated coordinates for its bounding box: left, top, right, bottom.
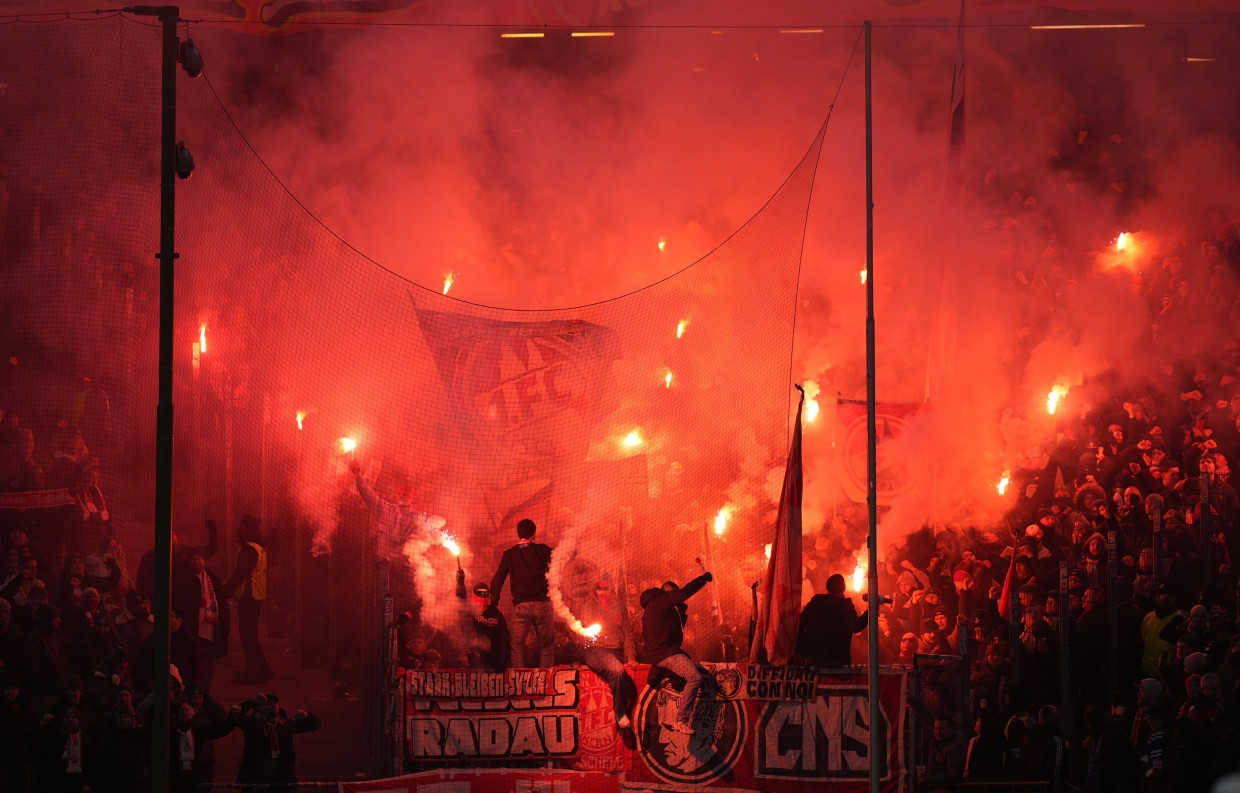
617, 715, 631, 729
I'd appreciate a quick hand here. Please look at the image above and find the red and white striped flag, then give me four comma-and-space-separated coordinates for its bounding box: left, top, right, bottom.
750, 388, 804, 664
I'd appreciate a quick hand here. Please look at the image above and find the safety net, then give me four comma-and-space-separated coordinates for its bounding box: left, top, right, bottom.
0, 14, 824, 783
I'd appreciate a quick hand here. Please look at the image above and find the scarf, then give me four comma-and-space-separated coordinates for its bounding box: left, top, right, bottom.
178, 727, 195, 770
63, 732, 83, 773
199, 571, 219, 641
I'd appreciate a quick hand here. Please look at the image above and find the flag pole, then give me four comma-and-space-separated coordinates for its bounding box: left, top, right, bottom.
864, 19, 882, 793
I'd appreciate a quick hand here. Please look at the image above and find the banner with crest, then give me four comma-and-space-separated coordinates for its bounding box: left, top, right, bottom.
396, 664, 906, 792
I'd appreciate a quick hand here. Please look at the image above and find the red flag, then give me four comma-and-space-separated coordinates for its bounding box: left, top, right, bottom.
750, 388, 804, 664
997, 544, 1017, 620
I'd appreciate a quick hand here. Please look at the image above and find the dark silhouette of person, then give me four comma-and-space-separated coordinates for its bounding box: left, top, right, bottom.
490, 518, 553, 668
795, 573, 868, 667
223, 514, 273, 683
639, 571, 712, 734
233, 693, 320, 793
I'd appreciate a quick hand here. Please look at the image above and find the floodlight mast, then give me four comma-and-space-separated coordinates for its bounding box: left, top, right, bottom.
864, 20, 882, 793
122, 6, 179, 793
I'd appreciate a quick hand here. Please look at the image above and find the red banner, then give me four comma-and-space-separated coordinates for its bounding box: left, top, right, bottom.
398, 664, 906, 793
834, 399, 930, 505
399, 666, 629, 770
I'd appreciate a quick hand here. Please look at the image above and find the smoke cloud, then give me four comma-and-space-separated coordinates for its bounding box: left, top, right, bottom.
180, 12, 1240, 589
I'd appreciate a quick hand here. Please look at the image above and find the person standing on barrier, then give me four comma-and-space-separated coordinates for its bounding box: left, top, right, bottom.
640, 570, 712, 735
579, 576, 638, 729
490, 518, 554, 669
794, 573, 868, 667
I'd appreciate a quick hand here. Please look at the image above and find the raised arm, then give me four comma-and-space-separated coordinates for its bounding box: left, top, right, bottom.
653, 572, 712, 610
288, 710, 322, 734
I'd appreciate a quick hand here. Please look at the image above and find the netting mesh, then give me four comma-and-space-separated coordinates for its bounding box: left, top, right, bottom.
0, 14, 823, 780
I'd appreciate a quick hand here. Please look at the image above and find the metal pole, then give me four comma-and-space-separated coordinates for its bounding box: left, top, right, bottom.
123, 6, 181, 792
1152, 506, 1162, 593
1200, 472, 1211, 584
1107, 530, 1118, 696
1008, 569, 1020, 686
863, 20, 882, 793
224, 370, 234, 549
958, 625, 969, 738
260, 394, 269, 532
383, 591, 396, 775
1058, 561, 1072, 747
294, 427, 304, 651
701, 520, 725, 628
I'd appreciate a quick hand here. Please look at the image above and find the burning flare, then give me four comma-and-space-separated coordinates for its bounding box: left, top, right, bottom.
296, 411, 306, 430
764, 543, 772, 560
1047, 383, 1069, 415
657, 236, 667, 252
713, 504, 733, 536
996, 470, 1011, 495
338, 437, 357, 455
440, 533, 461, 557
664, 370, 673, 388
676, 319, 688, 339
805, 395, 820, 423
851, 554, 867, 593
442, 271, 456, 295
1112, 231, 1145, 265
859, 268, 868, 285
623, 429, 643, 448
199, 324, 207, 353
568, 620, 602, 639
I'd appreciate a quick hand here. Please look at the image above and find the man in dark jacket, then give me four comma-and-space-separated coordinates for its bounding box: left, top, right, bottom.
169, 698, 235, 793
23, 603, 68, 712
174, 550, 230, 693
233, 693, 321, 793
490, 519, 554, 668
923, 715, 966, 792
795, 573, 868, 667
467, 582, 509, 672
640, 570, 712, 734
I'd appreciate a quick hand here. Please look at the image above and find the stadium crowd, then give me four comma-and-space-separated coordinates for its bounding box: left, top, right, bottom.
4, 104, 1240, 793
0, 420, 319, 792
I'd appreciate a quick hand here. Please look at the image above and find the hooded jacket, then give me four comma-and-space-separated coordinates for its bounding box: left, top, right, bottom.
640, 573, 710, 664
